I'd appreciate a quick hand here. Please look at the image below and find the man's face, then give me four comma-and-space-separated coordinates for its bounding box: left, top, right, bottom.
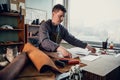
52, 10, 65, 25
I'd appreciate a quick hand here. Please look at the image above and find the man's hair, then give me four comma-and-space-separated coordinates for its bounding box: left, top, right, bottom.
52, 4, 66, 13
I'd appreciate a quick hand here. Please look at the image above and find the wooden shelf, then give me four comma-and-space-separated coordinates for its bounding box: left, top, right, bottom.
0, 42, 24, 46
0, 29, 24, 31
0, 12, 25, 52
0, 12, 20, 17
28, 24, 40, 27
25, 24, 39, 47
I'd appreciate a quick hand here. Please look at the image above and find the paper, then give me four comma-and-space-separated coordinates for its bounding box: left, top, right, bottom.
72, 54, 79, 58
11, 3, 17, 11
67, 47, 90, 56
115, 53, 120, 57
81, 55, 100, 61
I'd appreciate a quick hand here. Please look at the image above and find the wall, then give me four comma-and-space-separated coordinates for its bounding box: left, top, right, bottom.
26, 0, 53, 19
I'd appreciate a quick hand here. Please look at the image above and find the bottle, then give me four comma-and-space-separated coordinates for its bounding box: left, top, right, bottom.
109, 41, 114, 49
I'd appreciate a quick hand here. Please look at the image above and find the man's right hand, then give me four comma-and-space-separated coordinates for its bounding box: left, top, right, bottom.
57, 46, 72, 58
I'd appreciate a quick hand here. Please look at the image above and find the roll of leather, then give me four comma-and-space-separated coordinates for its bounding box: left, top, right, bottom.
58, 58, 80, 65
0, 53, 28, 80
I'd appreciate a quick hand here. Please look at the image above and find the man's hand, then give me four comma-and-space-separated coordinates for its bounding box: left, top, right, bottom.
57, 46, 72, 58
86, 44, 96, 53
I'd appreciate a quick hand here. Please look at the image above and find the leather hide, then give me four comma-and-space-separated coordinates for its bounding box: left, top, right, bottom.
22, 43, 61, 73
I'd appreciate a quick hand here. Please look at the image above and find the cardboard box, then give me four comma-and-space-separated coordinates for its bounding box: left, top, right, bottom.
10, 0, 26, 15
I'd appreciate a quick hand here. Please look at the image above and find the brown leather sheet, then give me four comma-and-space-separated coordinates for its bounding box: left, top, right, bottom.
22, 43, 61, 73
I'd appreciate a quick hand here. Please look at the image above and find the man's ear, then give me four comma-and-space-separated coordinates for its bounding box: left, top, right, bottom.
52, 11, 57, 15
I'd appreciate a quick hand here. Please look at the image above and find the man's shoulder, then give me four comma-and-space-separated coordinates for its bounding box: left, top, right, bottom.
40, 19, 51, 27
40, 19, 52, 31
44, 19, 51, 25
59, 24, 67, 30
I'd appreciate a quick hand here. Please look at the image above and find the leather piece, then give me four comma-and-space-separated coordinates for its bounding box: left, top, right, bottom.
0, 53, 28, 80
43, 52, 87, 73
22, 43, 61, 73
58, 58, 80, 65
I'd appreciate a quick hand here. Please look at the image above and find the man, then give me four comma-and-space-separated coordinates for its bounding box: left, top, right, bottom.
39, 4, 96, 58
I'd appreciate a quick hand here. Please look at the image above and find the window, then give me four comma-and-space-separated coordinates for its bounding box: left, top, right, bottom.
69, 0, 120, 44
53, 0, 63, 5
